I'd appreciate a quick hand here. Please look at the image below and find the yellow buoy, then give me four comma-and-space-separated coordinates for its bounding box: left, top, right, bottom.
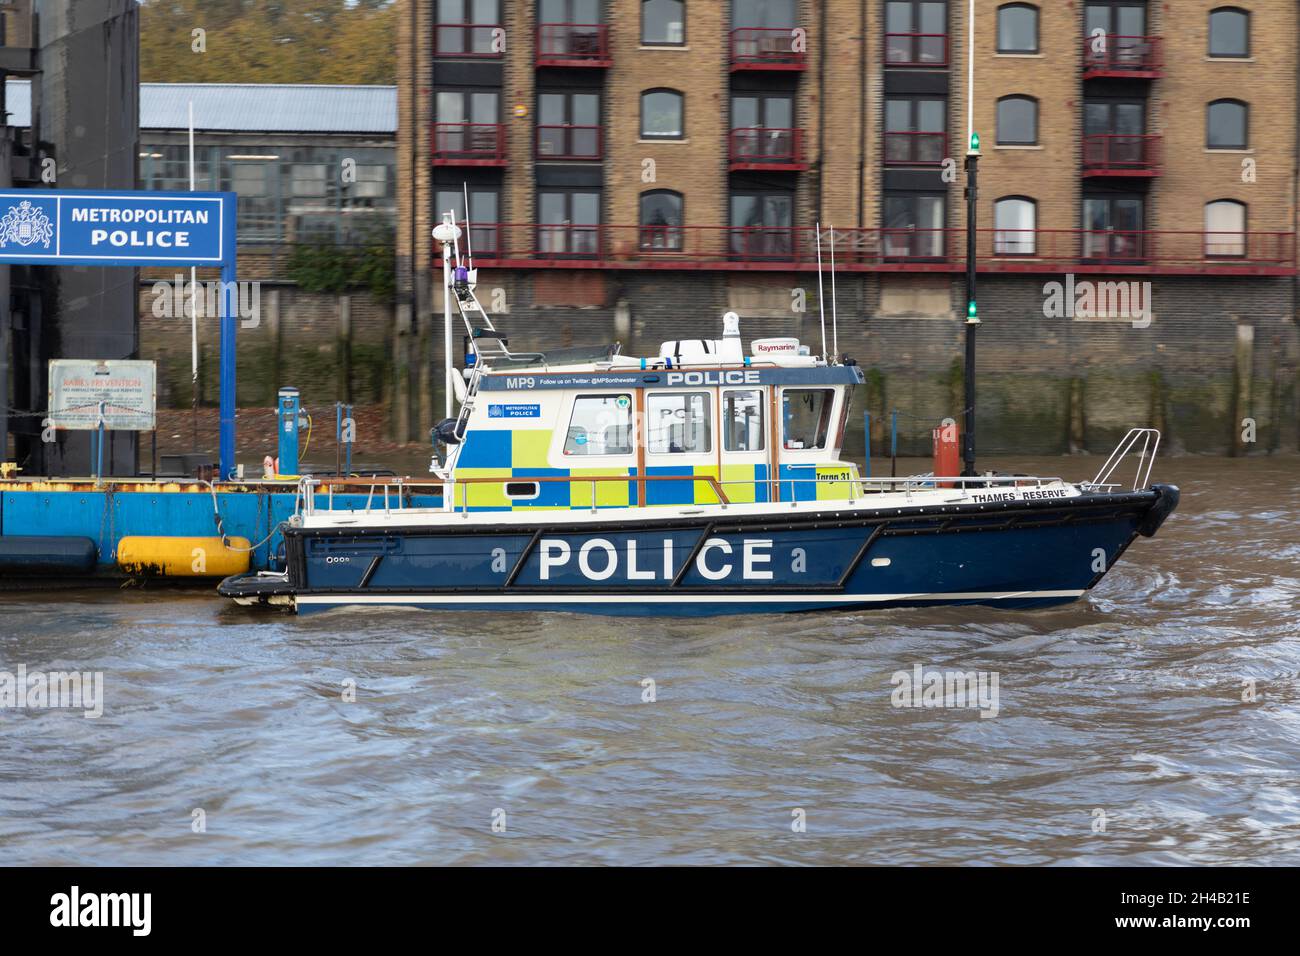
116, 536, 251, 577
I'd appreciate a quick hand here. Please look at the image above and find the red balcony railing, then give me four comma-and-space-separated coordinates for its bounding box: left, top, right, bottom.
1081, 134, 1161, 176
884, 130, 948, 165
1082, 35, 1162, 78
438, 223, 1295, 275
536, 23, 611, 66
433, 23, 504, 57
884, 32, 950, 67
536, 124, 603, 161
728, 128, 807, 170
729, 27, 807, 70
431, 123, 507, 166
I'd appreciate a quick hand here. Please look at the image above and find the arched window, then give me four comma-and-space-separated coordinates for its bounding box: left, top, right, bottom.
996, 3, 1038, 53
994, 197, 1036, 255
641, 89, 684, 139
639, 190, 684, 250
1207, 99, 1248, 149
996, 95, 1037, 145
1205, 200, 1246, 257
1209, 7, 1250, 57
642, 0, 685, 45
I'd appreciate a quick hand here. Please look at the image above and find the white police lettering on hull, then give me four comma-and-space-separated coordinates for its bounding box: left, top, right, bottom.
539, 537, 775, 582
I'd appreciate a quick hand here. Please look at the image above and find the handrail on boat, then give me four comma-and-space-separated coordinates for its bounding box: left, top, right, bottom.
1085, 428, 1161, 492
295, 471, 1078, 519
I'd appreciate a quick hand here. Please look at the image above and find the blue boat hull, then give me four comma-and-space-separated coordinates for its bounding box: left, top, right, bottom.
220, 484, 1179, 617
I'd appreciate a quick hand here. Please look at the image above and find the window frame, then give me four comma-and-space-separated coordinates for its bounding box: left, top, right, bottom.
722, 388, 767, 454
1204, 199, 1247, 258
435, 187, 501, 254
1206, 98, 1249, 149
639, 189, 685, 251
729, 189, 796, 258
882, 192, 947, 260
995, 94, 1038, 145
780, 388, 837, 453
1083, 1, 1147, 38
537, 188, 603, 257
640, 88, 685, 140
562, 393, 635, 458
1081, 193, 1146, 262
1208, 6, 1250, 58
996, 3, 1039, 54
645, 391, 714, 456
540, 0, 603, 24
536, 89, 603, 160
993, 196, 1037, 256
884, 0, 950, 66
641, 0, 686, 46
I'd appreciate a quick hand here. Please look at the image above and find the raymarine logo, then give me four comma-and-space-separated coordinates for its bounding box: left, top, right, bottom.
50, 886, 151, 936
754, 341, 797, 354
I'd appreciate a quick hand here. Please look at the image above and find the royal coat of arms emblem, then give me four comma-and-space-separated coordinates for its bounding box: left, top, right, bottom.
0, 200, 54, 249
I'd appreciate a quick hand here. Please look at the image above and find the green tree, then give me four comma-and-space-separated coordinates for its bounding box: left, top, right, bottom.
139, 0, 396, 85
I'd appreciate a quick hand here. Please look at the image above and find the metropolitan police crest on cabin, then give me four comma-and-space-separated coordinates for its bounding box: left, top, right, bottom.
0, 200, 54, 249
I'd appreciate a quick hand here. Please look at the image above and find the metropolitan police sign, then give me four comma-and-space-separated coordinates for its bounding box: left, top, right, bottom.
0, 188, 235, 267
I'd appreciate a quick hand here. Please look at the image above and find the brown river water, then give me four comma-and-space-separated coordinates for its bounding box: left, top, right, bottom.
0, 455, 1296, 865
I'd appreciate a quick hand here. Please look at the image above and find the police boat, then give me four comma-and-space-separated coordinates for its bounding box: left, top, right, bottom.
217, 218, 1178, 616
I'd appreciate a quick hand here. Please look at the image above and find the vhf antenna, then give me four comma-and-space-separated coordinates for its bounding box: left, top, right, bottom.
829, 224, 839, 362
814, 221, 828, 362
462, 182, 474, 270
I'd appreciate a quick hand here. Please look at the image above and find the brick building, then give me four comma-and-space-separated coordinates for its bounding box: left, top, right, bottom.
398, 0, 1299, 455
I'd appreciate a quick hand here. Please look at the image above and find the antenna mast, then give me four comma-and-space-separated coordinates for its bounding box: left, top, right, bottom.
814, 222, 828, 362
462, 182, 474, 269
829, 225, 839, 361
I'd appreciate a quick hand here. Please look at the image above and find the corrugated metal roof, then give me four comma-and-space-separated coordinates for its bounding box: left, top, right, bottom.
4, 79, 396, 134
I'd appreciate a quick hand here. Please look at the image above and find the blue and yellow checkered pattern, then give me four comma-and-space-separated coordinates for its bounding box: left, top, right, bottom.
452, 428, 860, 510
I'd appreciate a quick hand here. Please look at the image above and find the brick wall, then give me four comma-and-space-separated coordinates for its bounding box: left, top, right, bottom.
393, 0, 1300, 456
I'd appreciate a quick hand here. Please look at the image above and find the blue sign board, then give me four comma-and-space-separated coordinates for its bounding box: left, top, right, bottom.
0, 188, 233, 267
0, 188, 241, 478
488, 403, 543, 419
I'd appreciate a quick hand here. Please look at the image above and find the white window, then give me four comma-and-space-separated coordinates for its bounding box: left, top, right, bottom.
994, 197, 1036, 255
723, 389, 765, 452
564, 394, 634, 456
1205, 200, 1246, 257
782, 389, 834, 450
647, 392, 711, 454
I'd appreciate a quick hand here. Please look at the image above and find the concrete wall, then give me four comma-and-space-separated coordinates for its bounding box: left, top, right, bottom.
460, 268, 1299, 456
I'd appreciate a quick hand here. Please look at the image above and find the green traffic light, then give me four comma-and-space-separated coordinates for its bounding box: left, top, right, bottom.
967, 300, 978, 317
969, 132, 980, 152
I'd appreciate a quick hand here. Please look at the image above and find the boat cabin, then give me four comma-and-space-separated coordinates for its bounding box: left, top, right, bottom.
444, 325, 865, 512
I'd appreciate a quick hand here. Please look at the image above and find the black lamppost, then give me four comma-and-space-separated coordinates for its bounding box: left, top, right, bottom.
963, 131, 980, 477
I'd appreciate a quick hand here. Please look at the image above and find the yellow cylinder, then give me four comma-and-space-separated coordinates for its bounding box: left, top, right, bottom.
117, 536, 251, 577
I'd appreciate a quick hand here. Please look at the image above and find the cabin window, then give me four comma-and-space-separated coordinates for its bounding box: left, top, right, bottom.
782, 389, 834, 450
723, 389, 765, 452
564, 394, 634, 455
505, 482, 540, 499
647, 392, 712, 454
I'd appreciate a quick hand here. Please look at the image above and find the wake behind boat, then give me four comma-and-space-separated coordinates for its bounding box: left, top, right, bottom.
217, 216, 1178, 616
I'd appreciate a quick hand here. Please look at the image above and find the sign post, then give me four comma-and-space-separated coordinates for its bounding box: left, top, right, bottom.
0, 188, 239, 479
